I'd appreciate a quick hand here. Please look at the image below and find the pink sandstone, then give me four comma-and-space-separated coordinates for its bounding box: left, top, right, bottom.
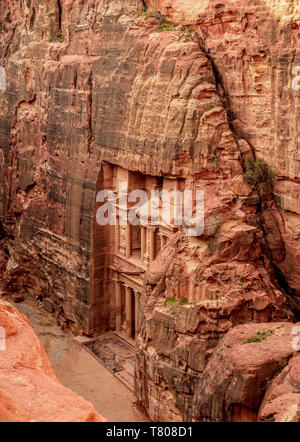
0, 300, 105, 422
0, 0, 300, 422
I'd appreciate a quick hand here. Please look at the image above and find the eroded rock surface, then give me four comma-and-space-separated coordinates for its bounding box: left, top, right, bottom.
194, 322, 297, 422
0, 300, 105, 422
0, 0, 300, 423
135, 229, 292, 421
145, 0, 300, 300
259, 354, 300, 422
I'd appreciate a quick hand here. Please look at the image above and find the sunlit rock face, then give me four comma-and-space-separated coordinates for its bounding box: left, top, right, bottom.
0, 0, 300, 422
0, 300, 105, 422
145, 0, 300, 296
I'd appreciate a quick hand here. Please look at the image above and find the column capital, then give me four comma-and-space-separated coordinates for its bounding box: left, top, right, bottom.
124, 284, 132, 291
111, 270, 120, 282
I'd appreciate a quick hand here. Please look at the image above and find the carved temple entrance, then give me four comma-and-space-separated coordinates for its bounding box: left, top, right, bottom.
92, 162, 183, 339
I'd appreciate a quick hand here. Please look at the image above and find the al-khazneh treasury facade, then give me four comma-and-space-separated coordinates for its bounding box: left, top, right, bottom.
1, 0, 300, 422
95, 163, 190, 341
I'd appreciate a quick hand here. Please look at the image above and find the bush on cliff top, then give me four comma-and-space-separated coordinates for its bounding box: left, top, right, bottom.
179, 28, 197, 42
243, 158, 275, 190
165, 297, 188, 306
164, 297, 189, 315
136, 7, 179, 33
158, 23, 177, 32
243, 329, 275, 344
243, 325, 283, 344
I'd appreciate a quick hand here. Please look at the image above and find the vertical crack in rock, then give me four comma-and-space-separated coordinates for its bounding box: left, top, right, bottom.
193, 28, 300, 318
87, 71, 93, 156
57, 0, 62, 33
194, 32, 257, 166
29, 6, 35, 30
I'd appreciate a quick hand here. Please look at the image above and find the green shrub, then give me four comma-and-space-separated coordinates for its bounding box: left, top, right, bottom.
158, 22, 176, 32
243, 328, 276, 344
136, 7, 179, 33
165, 297, 188, 305
179, 28, 196, 42
164, 297, 189, 315
165, 297, 178, 305
243, 158, 275, 190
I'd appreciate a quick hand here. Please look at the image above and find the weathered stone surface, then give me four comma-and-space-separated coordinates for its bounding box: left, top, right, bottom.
135, 225, 292, 421
42, 296, 55, 313
0, 0, 242, 334
1, 0, 300, 423
259, 354, 300, 422
193, 321, 296, 422
145, 0, 300, 298
13, 295, 24, 303
0, 300, 105, 422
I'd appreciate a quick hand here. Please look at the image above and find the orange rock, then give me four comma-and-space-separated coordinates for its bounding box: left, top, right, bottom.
259, 354, 300, 422
194, 322, 297, 422
0, 300, 106, 422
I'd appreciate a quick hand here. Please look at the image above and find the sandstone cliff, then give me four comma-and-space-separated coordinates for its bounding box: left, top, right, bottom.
0, 300, 105, 422
0, 0, 300, 422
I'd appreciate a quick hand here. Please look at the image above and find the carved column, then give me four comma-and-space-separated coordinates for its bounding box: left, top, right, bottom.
141, 226, 146, 264
115, 280, 122, 331
160, 234, 167, 250
115, 216, 120, 254
143, 228, 150, 265
126, 223, 131, 259
134, 290, 140, 339
125, 286, 133, 338
150, 228, 156, 262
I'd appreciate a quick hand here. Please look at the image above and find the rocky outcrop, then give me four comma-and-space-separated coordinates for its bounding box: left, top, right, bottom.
194, 322, 297, 422
0, 300, 105, 422
259, 353, 300, 422
133, 0, 300, 421
135, 226, 293, 421
145, 0, 300, 301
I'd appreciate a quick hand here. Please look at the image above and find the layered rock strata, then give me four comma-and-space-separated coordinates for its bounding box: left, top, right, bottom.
0, 0, 300, 422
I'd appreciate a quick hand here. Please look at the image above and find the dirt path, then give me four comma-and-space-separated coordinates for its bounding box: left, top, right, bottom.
8, 297, 149, 422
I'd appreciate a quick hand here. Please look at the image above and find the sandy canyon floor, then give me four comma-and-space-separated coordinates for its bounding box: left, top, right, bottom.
5, 296, 149, 422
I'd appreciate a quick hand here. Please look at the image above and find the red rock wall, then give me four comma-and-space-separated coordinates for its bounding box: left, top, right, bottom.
1, 0, 300, 422
145, 0, 300, 295
0, 0, 151, 333
0, 0, 242, 333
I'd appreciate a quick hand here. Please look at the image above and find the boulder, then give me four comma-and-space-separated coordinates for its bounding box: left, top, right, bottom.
193, 321, 297, 422
0, 300, 106, 422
